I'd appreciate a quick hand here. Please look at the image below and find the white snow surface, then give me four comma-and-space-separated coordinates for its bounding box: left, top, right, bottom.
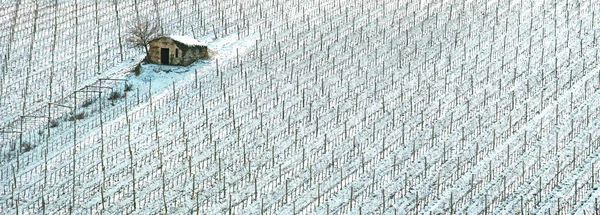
2, 0, 600, 215
169, 35, 207, 47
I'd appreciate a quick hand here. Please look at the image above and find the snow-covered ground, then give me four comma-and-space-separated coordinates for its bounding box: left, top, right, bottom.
2, 0, 600, 214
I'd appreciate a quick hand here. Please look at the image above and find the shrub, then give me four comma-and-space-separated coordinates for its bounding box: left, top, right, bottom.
124, 83, 133, 92
133, 62, 142, 76
81, 98, 96, 107
108, 91, 124, 101
67, 112, 86, 121
49, 119, 59, 128
20, 141, 33, 153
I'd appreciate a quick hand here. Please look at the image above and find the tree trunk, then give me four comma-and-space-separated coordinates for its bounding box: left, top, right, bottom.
144, 45, 150, 62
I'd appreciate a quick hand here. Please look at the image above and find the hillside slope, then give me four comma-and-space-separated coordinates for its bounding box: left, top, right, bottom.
2, 0, 600, 214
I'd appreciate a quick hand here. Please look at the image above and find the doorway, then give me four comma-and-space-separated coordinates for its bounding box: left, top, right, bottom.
161, 48, 169, 65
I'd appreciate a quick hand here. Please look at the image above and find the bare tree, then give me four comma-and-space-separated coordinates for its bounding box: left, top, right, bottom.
125, 18, 162, 61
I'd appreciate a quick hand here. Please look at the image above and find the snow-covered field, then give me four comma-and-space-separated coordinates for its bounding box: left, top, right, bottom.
2, 0, 600, 214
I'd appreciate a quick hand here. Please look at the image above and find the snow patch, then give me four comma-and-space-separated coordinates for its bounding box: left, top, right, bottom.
169, 35, 206, 47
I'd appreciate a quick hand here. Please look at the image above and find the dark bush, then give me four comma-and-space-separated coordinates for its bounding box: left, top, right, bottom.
49, 119, 59, 128
124, 83, 133, 92
133, 62, 142, 76
81, 98, 96, 108
20, 141, 33, 153
108, 91, 124, 101
67, 112, 86, 121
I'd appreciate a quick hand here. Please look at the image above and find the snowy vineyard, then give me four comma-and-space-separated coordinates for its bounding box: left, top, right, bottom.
2, 0, 600, 214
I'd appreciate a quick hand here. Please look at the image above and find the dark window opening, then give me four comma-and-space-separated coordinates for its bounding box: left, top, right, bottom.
176, 49, 179, 58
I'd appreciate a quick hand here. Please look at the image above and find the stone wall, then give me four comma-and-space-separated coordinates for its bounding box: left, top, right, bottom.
148, 38, 183, 65
148, 38, 208, 66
